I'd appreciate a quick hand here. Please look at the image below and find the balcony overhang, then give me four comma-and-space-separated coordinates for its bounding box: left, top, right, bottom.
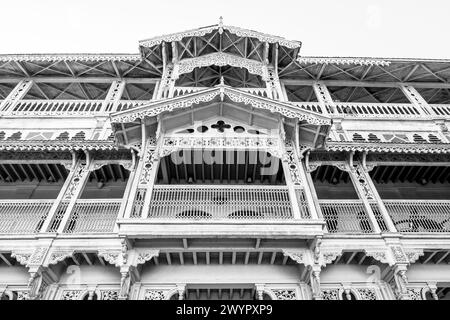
117, 219, 325, 239
110, 85, 331, 149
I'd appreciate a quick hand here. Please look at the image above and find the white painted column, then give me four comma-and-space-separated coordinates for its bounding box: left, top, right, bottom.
360, 162, 397, 233
56, 155, 95, 233
337, 160, 382, 233
281, 141, 311, 219
39, 159, 79, 233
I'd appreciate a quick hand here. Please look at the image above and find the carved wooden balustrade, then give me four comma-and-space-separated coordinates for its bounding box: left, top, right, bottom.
63, 199, 122, 233
2, 99, 148, 116
431, 104, 450, 117
292, 102, 324, 114
293, 101, 450, 119
319, 200, 375, 233
3, 98, 449, 119
383, 200, 450, 233
0, 200, 53, 234
135, 185, 302, 220
333, 102, 423, 118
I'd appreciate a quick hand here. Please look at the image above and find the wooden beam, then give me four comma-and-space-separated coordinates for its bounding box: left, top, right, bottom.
82, 252, 92, 265
436, 251, 450, 264
423, 251, 438, 264
0, 253, 12, 266
281, 79, 450, 89
179, 252, 184, 265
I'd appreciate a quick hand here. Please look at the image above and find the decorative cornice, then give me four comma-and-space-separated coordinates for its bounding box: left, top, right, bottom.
0, 54, 141, 63
0, 140, 118, 152
139, 24, 301, 49
110, 86, 331, 126
296, 56, 390, 66
173, 52, 268, 80
325, 141, 450, 154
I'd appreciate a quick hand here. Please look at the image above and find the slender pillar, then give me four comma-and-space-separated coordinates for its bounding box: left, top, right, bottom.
281, 141, 306, 219
56, 154, 95, 233
360, 156, 397, 232
335, 158, 382, 233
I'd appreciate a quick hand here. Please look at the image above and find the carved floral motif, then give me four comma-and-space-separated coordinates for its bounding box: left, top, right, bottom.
272, 289, 296, 300
144, 290, 166, 300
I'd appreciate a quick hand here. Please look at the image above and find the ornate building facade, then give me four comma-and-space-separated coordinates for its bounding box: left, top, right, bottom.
0, 20, 449, 300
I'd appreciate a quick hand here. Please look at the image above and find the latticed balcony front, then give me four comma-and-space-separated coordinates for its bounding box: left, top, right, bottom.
313, 164, 450, 234
0, 162, 127, 235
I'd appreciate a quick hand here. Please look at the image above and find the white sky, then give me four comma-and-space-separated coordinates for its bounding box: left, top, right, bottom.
1, 0, 449, 59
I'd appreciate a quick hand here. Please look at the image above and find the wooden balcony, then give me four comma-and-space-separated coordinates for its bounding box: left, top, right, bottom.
63, 199, 121, 234
319, 200, 375, 233
118, 185, 323, 238
384, 200, 450, 233
0, 200, 53, 234
293, 101, 450, 119
0, 199, 121, 235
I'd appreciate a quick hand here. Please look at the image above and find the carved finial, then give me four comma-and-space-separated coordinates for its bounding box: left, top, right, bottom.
218, 16, 224, 34
220, 76, 225, 86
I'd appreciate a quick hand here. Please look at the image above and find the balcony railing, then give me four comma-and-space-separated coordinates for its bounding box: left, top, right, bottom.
384, 200, 450, 233
63, 199, 121, 233
431, 104, 450, 117
334, 102, 422, 118
143, 185, 296, 220
3, 99, 148, 116
319, 200, 374, 233
293, 102, 450, 119
0, 200, 53, 234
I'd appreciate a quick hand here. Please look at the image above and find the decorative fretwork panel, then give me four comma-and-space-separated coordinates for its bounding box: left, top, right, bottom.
347, 131, 448, 144
320, 200, 374, 233
0, 200, 52, 234
144, 290, 167, 300
384, 200, 450, 233
130, 188, 146, 218
369, 202, 389, 232
295, 189, 311, 219
272, 289, 297, 300
46, 201, 69, 233
147, 185, 294, 219
63, 199, 121, 233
